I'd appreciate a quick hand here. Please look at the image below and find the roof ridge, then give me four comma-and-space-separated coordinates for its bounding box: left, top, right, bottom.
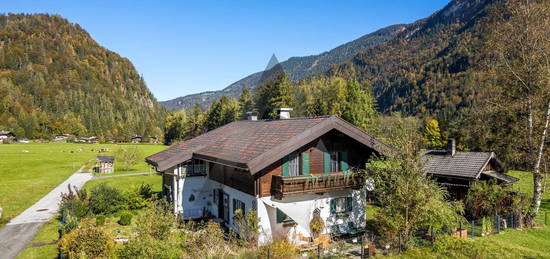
237, 115, 335, 122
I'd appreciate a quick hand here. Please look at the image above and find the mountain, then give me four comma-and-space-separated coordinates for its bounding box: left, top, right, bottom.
0, 14, 164, 140
161, 24, 407, 110
328, 0, 495, 118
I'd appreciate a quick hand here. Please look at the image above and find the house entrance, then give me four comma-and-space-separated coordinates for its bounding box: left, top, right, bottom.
216, 190, 230, 223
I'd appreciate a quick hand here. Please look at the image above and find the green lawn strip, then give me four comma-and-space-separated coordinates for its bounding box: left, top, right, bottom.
17, 218, 60, 259
0, 143, 166, 225
84, 173, 162, 192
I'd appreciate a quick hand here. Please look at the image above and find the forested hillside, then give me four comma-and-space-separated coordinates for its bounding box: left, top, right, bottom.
0, 14, 164, 140
161, 24, 407, 110
329, 0, 493, 117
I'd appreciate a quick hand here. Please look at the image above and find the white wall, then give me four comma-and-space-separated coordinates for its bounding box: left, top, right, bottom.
258, 189, 366, 245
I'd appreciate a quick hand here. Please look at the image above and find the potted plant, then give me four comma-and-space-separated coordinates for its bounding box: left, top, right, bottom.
309, 209, 325, 238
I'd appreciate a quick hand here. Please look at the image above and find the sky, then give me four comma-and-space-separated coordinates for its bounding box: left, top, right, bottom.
4, 0, 449, 101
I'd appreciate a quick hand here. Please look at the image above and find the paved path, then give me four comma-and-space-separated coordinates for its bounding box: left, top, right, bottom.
0, 171, 93, 259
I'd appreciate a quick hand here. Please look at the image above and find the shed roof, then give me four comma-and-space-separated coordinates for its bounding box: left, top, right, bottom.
423, 150, 493, 179
146, 115, 390, 173
97, 156, 115, 163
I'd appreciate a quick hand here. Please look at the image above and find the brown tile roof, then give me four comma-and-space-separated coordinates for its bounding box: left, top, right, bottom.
147, 115, 390, 173
423, 150, 494, 179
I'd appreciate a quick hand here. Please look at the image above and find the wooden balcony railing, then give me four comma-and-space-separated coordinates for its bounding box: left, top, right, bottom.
271, 170, 365, 199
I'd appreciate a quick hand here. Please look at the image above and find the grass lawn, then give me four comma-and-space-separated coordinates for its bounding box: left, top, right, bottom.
0, 143, 166, 225
83, 173, 162, 192
18, 173, 163, 259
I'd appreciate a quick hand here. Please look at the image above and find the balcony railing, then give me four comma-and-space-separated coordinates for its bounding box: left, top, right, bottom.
271, 169, 365, 199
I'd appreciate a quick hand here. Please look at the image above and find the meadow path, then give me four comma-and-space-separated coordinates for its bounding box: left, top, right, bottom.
0, 171, 93, 259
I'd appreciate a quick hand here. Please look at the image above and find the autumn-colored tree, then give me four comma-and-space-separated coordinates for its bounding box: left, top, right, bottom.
423, 119, 446, 149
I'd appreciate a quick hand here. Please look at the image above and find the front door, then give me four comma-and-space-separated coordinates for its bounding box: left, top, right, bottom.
222, 193, 230, 224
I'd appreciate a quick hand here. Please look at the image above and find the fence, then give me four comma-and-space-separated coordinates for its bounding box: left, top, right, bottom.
468, 211, 548, 237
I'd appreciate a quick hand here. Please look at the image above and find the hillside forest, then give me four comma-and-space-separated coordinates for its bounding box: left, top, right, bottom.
0, 14, 165, 141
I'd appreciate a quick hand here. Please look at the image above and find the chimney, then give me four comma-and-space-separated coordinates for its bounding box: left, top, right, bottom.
447, 138, 456, 156
246, 111, 258, 121
274, 108, 293, 119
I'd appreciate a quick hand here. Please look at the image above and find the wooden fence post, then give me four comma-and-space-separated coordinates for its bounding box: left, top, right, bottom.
317, 244, 321, 259
471, 220, 475, 237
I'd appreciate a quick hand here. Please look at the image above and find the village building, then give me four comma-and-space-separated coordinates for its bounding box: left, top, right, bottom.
0, 130, 16, 143
96, 156, 115, 174
131, 135, 143, 143
422, 139, 518, 200
146, 111, 390, 245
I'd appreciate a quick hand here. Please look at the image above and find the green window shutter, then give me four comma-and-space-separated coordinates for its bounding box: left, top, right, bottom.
340, 152, 348, 172
276, 209, 285, 224
346, 197, 353, 212
302, 153, 310, 175
323, 152, 331, 173
282, 156, 289, 176
330, 199, 336, 214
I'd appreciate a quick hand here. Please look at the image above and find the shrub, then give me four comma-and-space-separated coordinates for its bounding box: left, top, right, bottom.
124, 183, 153, 210
60, 213, 79, 237
309, 208, 325, 238
234, 209, 259, 246
259, 239, 299, 259
181, 221, 236, 259
117, 234, 183, 259
96, 215, 105, 226
135, 200, 176, 240
118, 211, 133, 226
59, 185, 90, 218
59, 227, 115, 259
89, 183, 125, 215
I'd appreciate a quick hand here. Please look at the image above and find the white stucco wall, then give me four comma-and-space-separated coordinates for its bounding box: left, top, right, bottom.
164, 164, 366, 246
258, 189, 366, 245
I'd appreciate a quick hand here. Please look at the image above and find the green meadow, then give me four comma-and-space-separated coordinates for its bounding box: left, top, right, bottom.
0, 142, 166, 224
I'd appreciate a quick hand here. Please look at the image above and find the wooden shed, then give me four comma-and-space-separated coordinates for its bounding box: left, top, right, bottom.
97, 156, 115, 174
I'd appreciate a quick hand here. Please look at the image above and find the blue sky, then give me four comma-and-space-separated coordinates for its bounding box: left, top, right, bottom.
4, 1, 449, 101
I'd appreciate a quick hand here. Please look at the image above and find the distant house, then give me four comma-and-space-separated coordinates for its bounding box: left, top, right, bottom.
146, 110, 391, 245
148, 136, 160, 144
131, 135, 143, 143
78, 136, 99, 143
53, 134, 74, 142
0, 131, 16, 143
96, 156, 115, 174
423, 139, 518, 200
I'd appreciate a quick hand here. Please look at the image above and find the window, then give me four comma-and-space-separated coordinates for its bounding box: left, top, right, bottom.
324, 151, 348, 173
330, 152, 339, 172
192, 159, 207, 175
330, 197, 352, 215
233, 199, 245, 215
288, 153, 300, 176
276, 208, 295, 224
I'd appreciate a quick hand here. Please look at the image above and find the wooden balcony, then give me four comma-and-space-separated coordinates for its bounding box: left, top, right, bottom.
271, 170, 365, 199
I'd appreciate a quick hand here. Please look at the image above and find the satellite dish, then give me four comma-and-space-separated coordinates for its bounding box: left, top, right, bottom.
365, 177, 375, 191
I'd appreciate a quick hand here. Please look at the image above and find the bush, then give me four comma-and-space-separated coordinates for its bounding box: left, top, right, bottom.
124, 183, 153, 210
89, 183, 125, 215
60, 213, 79, 237
59, 227, 115, 259
117, 234, 183, 259
259, 239, 299, 259
309, 208, 325, 238
96, 215, 105, 226
234, 209, 259, 246
118, 211, 133, 226
59, 186, 90, 218
135, 200, 176, 240
181, 221, 236, 259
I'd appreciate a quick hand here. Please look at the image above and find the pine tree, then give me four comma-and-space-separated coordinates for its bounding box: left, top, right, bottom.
254, 74, 295, 119
238, 88, 254, 119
